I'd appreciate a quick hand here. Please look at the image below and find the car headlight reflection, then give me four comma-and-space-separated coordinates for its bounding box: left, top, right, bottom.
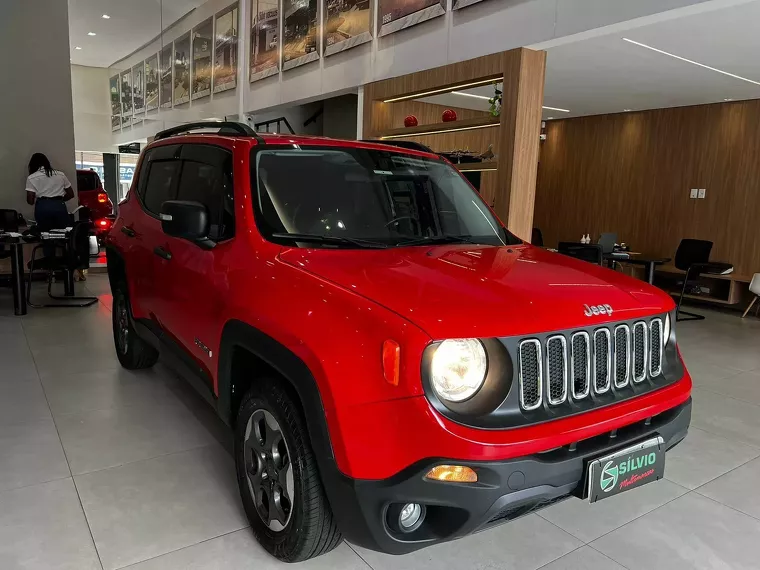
430, 339, 487, 402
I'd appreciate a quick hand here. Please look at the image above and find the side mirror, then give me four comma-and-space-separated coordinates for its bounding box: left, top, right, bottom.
160, 200, 211, 246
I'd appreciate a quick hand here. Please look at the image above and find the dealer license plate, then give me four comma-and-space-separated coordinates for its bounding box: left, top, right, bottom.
587, 436, 665, 503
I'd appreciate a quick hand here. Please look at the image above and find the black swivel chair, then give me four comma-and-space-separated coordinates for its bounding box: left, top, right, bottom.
673, 239, 734, 322
558, 242, 603, 265
531, 228, 544, 247
26, 221, 97, 308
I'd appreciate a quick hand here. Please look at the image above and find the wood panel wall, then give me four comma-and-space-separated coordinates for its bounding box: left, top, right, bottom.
534, 99, 760, 277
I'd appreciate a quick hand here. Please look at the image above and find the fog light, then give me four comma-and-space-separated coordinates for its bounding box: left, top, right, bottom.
399, 503, 423, 532
425, 465, 478, 483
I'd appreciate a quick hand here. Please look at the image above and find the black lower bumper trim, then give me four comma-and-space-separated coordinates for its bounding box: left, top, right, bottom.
325, 398, 691, 555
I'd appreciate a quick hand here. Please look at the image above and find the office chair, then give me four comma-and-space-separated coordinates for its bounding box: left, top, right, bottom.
26, 221, 97, 308
673, 239, 735, 322
0, 209, 21, 261
531, 228, 544, 247
742, 274, 760, 318
598, 232, 629, 268
558, 242, 603, 265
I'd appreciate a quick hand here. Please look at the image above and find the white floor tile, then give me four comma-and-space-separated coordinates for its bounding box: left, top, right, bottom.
0, 379, 52, 427
75, 445, 247, 570
121, 531, 367, 570
56, 399, 217, 474
697, 457, 760, 519
665, 427, 760, 489
592, 492, 760, 570
537, 546, 626, 570
691, 388, 760, 447
539, 479, 687, 543
0, 478, 101, 570
0, 419, 70, 493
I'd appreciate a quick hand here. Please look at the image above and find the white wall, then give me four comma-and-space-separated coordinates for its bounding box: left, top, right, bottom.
71, 65, 114, 152
108, 0, 725, 144
0, 0, 76, 216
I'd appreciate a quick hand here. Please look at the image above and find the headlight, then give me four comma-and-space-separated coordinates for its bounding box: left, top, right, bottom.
664, 313, 672, 347
430, 339, 487, 402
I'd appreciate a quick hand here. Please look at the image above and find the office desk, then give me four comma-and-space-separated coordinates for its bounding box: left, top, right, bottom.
1, 233, 71, 316
611, 255, 671, 284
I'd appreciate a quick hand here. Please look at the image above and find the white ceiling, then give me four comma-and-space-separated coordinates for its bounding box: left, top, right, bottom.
421, 0, 760, 121
68, 0, 207, 67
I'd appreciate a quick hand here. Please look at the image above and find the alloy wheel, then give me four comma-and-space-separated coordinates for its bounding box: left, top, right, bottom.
244, 408, 295, 531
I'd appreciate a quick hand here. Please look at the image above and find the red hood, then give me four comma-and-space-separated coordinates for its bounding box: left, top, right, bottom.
278, 244, 674, 339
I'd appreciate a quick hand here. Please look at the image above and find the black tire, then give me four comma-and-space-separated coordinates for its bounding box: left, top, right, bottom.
112, 283, 158, 370
235, 377, 342, 562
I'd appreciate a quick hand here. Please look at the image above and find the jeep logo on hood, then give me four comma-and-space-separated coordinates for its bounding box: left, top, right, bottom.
584, 304, 613, 317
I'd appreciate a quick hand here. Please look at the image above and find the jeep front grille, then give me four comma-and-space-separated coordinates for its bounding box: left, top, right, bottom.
518, 340, 542, 411
518, 317, 666, 411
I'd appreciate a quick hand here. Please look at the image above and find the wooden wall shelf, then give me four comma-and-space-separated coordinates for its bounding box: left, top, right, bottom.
455, 161, 498, 172
379, 116, 500, 140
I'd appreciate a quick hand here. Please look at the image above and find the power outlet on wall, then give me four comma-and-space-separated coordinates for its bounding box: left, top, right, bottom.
690, 189, 699, 199
698, 188, 706, 199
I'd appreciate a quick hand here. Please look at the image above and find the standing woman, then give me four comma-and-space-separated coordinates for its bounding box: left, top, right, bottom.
25, 153, 75, 232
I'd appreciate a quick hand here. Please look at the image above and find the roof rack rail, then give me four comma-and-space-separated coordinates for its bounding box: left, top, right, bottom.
154, 121, 266, 145
360, 139, 436, 154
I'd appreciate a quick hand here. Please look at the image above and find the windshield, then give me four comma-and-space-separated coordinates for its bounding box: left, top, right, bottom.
253, 146, 520, 248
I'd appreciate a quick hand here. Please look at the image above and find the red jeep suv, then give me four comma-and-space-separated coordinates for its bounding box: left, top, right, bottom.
106, 122, 691, 562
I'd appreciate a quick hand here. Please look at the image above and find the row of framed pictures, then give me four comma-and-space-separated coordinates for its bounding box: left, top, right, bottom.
111, 2, 239, 131
111, 0, 487, 131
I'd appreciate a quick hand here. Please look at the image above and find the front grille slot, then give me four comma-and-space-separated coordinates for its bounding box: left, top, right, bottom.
632, 322, 647, 383
546, 335, 567, 405
614, 325, 630, 388
519, 340, 542, 411
593, 329, 611, 394
571, 332, 590, 400
650, 318, 663, 376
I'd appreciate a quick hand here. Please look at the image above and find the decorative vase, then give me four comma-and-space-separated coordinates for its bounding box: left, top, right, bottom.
442, 109, 457, 122
404, 115, 418, 127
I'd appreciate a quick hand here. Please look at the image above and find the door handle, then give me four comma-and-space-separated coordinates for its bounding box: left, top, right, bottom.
153, 246, 172, 260
121, 226, 136, 238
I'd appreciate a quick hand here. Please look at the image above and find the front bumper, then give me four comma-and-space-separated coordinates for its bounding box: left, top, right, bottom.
328, 398, 691, 555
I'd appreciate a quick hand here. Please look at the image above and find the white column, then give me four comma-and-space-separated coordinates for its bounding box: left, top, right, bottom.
0, 0, 76, 215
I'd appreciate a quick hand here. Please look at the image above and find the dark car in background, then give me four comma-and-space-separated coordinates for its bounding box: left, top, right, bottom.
76, 169, 115, 237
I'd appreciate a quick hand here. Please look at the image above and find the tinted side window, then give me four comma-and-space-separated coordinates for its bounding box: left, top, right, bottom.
143, 160, 180, 214
176, 150, 234, 241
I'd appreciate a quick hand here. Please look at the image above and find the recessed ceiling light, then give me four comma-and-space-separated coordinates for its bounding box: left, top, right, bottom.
88, 32, 96, 36
623, 38, 760, 87
102, 14, 110, 19
451, 91, 490, 101
547, 117, 554, 120
724, 98, 734, 101
74, 46, 82, 50
624, 109, 632, 112
542, 105, 571, 113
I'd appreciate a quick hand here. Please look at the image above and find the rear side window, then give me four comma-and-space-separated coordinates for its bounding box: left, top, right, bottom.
77, 171, 101, 192
143, 160, 180, 214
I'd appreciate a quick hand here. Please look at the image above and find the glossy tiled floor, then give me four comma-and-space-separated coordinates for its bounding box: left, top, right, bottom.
3, 275, 760, 569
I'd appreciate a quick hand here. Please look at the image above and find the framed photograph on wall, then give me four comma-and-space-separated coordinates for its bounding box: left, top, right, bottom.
110, 75, 121, 131
174, 33, 191, 105
160, 43, 173, 108
250, 0, 279, 82
324, 0, 372, 56
120, 69, 132, 126
145, 54, 159, 111
377, 0, 444, 36
282, 0, 320, 71
213, 3, 239, 93
192, 18, 213, 100
132, 62, 146, 123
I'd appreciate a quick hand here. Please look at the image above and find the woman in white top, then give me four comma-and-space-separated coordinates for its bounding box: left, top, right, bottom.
25, 153, 75, 232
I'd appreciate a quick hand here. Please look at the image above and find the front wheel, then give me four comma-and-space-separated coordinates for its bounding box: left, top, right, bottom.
112, 283, 158, 370
235, 378, 341, 561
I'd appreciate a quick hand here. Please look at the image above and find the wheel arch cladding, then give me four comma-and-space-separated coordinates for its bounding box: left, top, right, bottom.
217, 319, 340, 465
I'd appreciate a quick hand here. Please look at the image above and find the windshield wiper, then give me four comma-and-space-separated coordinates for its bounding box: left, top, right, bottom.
395, 235, 481, 247
272, 233, 389, 249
